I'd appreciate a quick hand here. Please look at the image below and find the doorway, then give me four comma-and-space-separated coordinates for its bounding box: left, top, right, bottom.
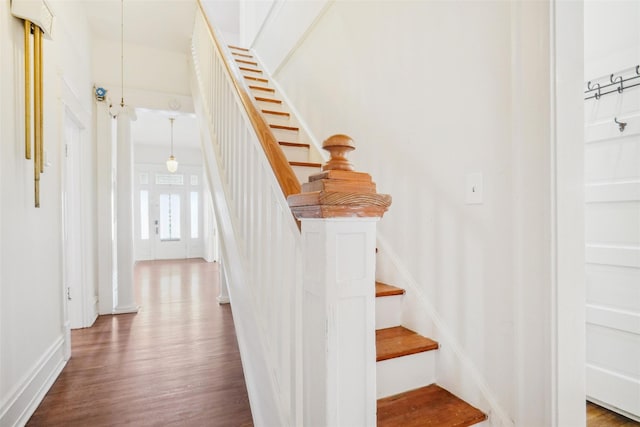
63, 113, 87, 329
134, 165, 204, 260
584, 1, 640, 421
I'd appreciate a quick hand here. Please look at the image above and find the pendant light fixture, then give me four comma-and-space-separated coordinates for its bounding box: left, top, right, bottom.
166, 117, 178, 173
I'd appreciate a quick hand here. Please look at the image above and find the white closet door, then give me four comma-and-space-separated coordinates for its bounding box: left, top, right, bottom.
585, 89, 640, 421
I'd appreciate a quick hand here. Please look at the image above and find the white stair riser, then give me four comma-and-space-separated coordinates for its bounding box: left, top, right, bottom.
281, 145, 310, 163
256, 99, 285, 111
377, 351, 436, 399
271, 128, 299, 141
247, 81, 273, 90
240, 68, 263, 77
292, 165, 321, 184
249, 88, 276, 98
263, 114, 292, 126
375, 295, 403, 329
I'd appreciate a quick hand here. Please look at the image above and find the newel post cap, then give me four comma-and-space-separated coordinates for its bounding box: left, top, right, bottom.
322, 134, 355, 171
287, 134, 392, 219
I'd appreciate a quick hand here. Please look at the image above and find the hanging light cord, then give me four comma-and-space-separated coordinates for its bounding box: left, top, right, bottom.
120, 0, 124, 108
170, 118, 175, 155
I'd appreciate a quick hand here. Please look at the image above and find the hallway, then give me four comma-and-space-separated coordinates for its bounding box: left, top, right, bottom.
27, 259, 253, 426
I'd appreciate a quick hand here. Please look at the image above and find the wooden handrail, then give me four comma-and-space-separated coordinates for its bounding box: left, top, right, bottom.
196, 0, 301, 198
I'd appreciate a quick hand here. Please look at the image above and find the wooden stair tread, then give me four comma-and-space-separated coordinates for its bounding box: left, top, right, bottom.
228, 45, 249, 52
377, 384, 487, 427
376, 282, 405, 297
255, 96, 282, 104
279, 141, 310, 148
290, 161, 322, 168
263, 109, 290, 117
236, 59, 258, 66
376, 326, 438, 362
270, 124, 299, 131
232, 52, 253, 58
244, 75, 269, 83
249, 85, 275, 93
240, 66, 262, 73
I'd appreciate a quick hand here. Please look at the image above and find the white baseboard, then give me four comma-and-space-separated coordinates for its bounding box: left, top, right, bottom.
216, 295, 230, 304
89, 296, 99, 327
0, 335, 67, 427
112, 305, 139, 315
376, 233, 513, 427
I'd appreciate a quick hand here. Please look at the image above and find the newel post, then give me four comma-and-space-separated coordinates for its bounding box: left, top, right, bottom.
288, 135, 391, 426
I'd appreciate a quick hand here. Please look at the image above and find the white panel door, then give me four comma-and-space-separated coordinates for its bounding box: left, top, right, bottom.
585, 85, 640, 421
64, 116, 84, 329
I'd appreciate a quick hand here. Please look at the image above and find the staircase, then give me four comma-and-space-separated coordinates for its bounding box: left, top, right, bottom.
228, 45, 322, 184
226, 44, 487, 426
193, 28, 487, 426
374, 282, 487, 426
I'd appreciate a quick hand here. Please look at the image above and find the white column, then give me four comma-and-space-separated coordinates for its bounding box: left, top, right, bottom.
113, 108, 138, 314
96, 102, 115, 314
301, 218, 378, 427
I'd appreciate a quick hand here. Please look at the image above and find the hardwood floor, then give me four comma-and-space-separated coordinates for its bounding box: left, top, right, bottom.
588, 402, 640, 426
27, 259, 253, 427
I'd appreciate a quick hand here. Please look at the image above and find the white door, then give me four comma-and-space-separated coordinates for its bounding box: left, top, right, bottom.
585, 86, 640, 420
134, 166, 204, 260
154, 190, 186, 259
63, 115, 84, 329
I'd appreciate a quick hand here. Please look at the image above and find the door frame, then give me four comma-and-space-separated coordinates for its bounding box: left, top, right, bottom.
63, 112, 85, 329
60, 77, 96, 336
551, 1, 586, 425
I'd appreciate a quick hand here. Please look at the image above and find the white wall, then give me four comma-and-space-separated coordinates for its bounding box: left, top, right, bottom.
245, 1, 585, 425
584, 0, 640, 80
134, 145, 203, 167
239, 0, 273, 47
0, 0, 95, 424
94, 38, 191, 96
92, 39, 194, 113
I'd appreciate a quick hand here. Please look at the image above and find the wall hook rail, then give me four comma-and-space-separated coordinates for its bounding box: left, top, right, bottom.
585, 65, 640, 100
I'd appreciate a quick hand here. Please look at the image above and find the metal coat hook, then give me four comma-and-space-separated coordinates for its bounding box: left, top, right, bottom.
611, 74, 624, 93
587, 81, 601, 99
614, 117, 627, 133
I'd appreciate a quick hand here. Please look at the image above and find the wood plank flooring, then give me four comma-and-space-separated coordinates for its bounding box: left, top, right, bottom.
27, 259, 253, 427
587, 402, 640, 426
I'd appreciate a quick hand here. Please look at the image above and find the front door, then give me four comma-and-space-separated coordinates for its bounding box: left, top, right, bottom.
135, 166, 203, 261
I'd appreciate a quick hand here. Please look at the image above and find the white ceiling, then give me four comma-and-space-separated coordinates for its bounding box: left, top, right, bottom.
132, 108, 200, 148
83, 0, 239, 53
83, 1, 239, 153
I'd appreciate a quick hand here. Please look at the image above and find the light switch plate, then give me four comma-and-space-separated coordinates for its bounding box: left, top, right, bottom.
466, 173, 483, 204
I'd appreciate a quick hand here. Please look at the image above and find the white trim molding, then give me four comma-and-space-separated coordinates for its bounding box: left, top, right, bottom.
0, 336, 67, 427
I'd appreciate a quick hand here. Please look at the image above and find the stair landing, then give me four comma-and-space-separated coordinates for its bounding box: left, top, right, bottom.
377, 384, 487, 427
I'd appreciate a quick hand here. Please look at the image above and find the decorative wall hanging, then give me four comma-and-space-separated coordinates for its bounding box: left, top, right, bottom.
11, 0, 55, 207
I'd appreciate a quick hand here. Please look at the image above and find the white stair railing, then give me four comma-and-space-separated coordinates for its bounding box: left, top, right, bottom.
191, 6, 302, 426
